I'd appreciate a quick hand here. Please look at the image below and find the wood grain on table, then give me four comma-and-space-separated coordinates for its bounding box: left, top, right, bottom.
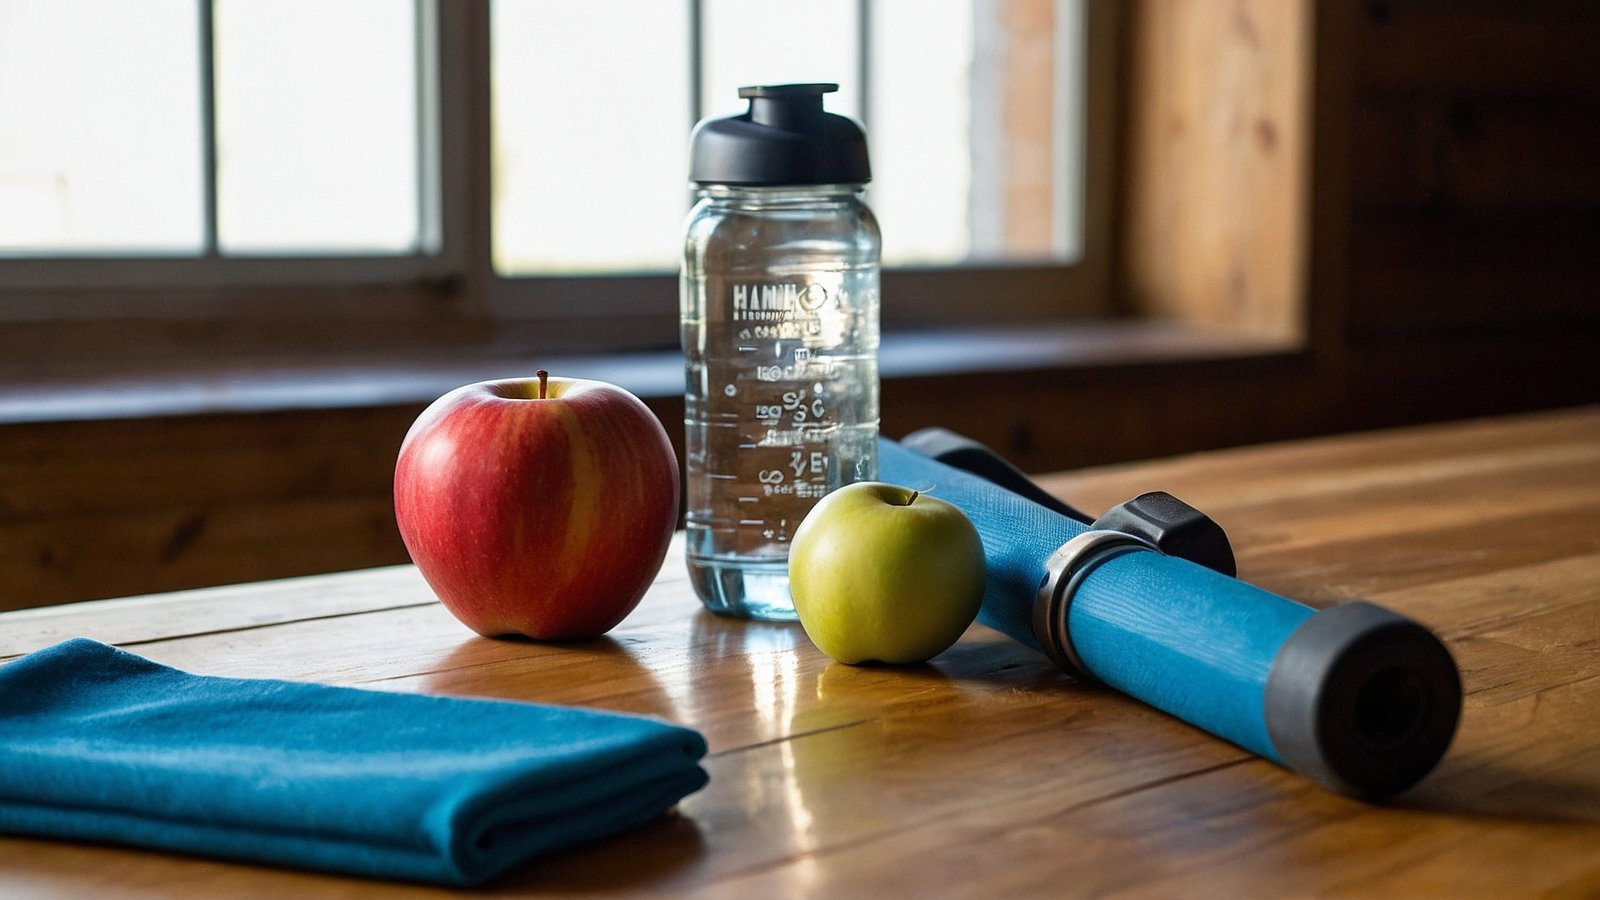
2, 407, 1597, 897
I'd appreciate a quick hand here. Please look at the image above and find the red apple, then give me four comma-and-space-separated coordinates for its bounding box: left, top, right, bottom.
393, 371, 679, 640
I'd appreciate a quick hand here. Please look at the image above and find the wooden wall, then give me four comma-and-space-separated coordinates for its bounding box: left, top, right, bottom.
1338, 0, 1600, 417
1118, 0, 1311, 339
2, 1, 1596, 611
0, 407, 419, 610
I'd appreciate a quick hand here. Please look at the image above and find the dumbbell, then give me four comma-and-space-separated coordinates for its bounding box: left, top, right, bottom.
884, 428, 1461, 799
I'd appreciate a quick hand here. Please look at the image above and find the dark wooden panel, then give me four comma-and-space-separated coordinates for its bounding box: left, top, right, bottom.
1355, 1, 1600, 97
883, 357, 1330, 476
1346, 209, 1600, 335
1339, 331, 1600, 430
1344, 3, 1600, 338
1353, 96, 1600, 212
0, 408, 417, 519
0, 408, 418, 609
0, 495, 405, 612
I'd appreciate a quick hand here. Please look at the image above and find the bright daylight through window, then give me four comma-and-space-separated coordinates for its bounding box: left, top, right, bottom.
1, 0, 1086, 280
0, 0, 424, 258
493, 0, 1088, 274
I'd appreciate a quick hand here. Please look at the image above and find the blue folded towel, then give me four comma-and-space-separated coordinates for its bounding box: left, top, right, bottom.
0, 638, 709, 885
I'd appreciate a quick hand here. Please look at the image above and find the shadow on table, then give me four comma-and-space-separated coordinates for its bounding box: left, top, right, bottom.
921, 628, 1098, 693
495, 810, 708, 893
1398, 756, 1600, 825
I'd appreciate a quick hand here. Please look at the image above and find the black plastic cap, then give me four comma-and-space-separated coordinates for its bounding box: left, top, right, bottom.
690, 83, 871, 186
1092, 492, 1237, 577
1265, 602, 1462, 799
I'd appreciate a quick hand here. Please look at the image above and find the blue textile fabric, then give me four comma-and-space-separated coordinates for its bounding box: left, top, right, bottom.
0, 639, 709, 886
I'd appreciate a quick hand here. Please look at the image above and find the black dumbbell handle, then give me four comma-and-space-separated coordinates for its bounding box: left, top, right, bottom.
899, 428, 1093, 524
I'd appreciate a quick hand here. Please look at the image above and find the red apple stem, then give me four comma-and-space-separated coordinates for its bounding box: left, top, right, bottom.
536, 370, 548, 399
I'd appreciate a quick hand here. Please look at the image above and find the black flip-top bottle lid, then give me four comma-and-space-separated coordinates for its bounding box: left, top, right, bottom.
689, 83, 871, 186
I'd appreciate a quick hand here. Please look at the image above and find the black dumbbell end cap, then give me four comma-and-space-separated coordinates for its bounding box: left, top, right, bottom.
1264, 601, 1461, 800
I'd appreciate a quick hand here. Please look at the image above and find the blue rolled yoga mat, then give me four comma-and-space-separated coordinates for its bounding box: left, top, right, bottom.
878, 438, 1461, 798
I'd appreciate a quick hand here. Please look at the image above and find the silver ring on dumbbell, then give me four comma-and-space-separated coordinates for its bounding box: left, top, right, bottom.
1032, 530, 1161, 681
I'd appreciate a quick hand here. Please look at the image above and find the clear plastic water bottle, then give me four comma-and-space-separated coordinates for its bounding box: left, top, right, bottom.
681, 83, 881, 621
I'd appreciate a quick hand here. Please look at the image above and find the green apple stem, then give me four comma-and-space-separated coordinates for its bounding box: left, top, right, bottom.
905, 490, 921, 506
536, 369, 549, 399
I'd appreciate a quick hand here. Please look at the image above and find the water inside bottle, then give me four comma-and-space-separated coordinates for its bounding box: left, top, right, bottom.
682, 265, 879, 619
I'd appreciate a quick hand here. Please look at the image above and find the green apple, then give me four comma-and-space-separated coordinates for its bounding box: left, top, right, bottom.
788, 482, 986, 665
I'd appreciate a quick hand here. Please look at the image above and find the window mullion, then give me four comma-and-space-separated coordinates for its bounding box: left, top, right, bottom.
684, 0, 704, 215
857, 0, 871, 132
197, 0, 220, 258
688, 0, 704, 127
414, 0, 443, 255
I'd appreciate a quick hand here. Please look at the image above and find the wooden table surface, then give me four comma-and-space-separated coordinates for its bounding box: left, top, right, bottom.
3, 406, 1598, 897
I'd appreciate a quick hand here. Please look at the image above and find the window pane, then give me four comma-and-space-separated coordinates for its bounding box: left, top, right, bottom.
489, 1, 1085, 278
214, 0, 420, 255
0, 0, 203, 255
872, 0, 1084, 266
492, 1, 690, 275
700, 0, 860, 120
869, 0, 973, 266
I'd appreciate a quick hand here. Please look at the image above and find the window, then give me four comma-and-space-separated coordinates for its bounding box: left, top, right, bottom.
211, 0, 428, 255
0, 0, 205, 255
0, 1, 1111, 367
0, 0, 433, 258
491, 0, 1094, 274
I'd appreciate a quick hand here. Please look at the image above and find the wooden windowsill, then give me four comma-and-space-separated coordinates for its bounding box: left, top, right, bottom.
0, 320, 1299, 426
